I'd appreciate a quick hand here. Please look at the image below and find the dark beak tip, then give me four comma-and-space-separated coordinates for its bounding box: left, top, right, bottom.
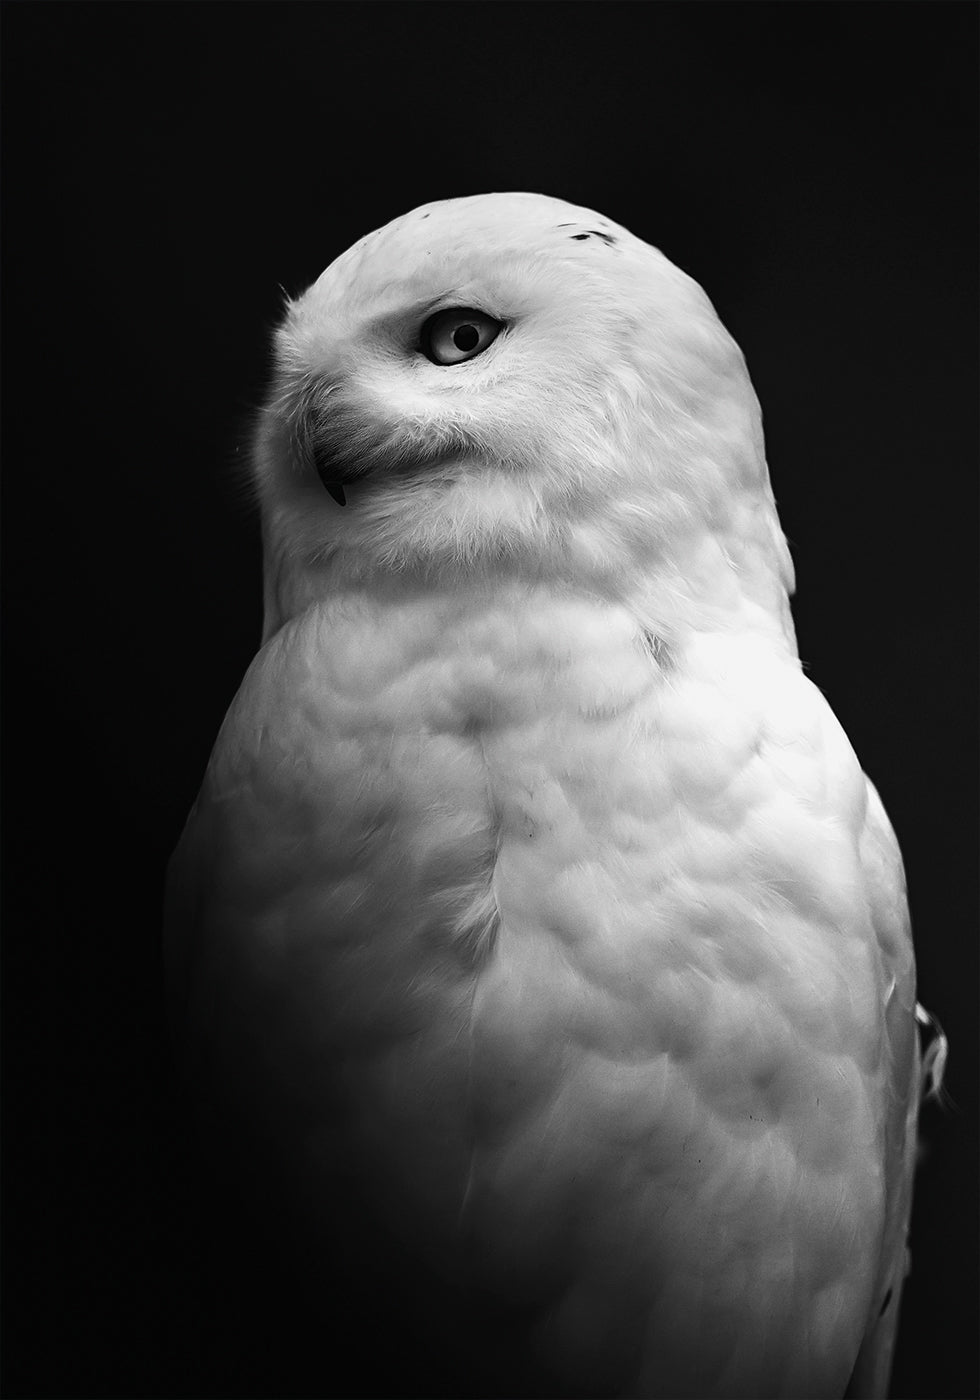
324, 481, 347, 508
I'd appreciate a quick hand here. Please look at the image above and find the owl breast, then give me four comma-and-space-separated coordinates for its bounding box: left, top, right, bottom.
185, 580, 885, 1398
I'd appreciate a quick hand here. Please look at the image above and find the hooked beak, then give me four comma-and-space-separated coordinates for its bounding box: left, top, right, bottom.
317, 471, 347, 508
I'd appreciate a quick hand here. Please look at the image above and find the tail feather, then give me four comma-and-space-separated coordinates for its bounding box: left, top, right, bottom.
915, 1002, 949, 1105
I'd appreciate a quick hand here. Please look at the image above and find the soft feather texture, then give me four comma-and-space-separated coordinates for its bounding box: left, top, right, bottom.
166, 194, 937, 1399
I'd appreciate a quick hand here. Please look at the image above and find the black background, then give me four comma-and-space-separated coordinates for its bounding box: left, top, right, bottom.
3, 4, 977, 1398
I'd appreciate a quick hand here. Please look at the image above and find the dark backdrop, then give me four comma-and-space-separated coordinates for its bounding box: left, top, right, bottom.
3, 4, 977, 1398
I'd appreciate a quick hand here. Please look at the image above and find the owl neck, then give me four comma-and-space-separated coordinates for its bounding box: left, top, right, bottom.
261, 499, 797, 658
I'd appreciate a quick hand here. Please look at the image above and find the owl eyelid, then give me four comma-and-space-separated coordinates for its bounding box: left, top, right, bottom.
419, 306, 502, 333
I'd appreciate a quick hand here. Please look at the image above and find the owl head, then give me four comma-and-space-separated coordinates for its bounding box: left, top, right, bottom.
254, 193, 794, 639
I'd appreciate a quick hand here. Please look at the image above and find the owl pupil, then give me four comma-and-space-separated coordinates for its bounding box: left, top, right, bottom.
453, 324, 479, 351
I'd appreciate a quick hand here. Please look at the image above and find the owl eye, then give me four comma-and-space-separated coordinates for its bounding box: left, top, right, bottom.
420, 308, 502, 365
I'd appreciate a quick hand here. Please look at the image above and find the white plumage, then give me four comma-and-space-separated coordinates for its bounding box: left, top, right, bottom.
166, 193, 941, 1398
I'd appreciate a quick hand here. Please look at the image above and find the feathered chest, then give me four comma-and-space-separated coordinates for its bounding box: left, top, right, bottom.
204, 588, 721, 986
197, 582, 876, 1104
179, 582, 890, 1395
212, 584, 856, 928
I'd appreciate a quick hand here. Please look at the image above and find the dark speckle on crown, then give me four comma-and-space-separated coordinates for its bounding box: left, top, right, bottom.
569, 230, 617, 245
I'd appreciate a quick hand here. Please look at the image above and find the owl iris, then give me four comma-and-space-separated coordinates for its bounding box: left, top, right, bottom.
421, 307, 501, 365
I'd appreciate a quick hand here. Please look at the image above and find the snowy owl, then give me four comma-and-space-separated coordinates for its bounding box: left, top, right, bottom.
165, 193, 942, 1399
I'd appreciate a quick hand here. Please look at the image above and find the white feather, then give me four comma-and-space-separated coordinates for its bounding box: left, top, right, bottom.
166, 194, 935, 1399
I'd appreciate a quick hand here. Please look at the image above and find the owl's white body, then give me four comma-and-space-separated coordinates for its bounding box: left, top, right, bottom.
167, 195, 925, 1398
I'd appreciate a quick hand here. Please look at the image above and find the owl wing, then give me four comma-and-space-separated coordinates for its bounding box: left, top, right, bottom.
843, 779, 931, 1399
